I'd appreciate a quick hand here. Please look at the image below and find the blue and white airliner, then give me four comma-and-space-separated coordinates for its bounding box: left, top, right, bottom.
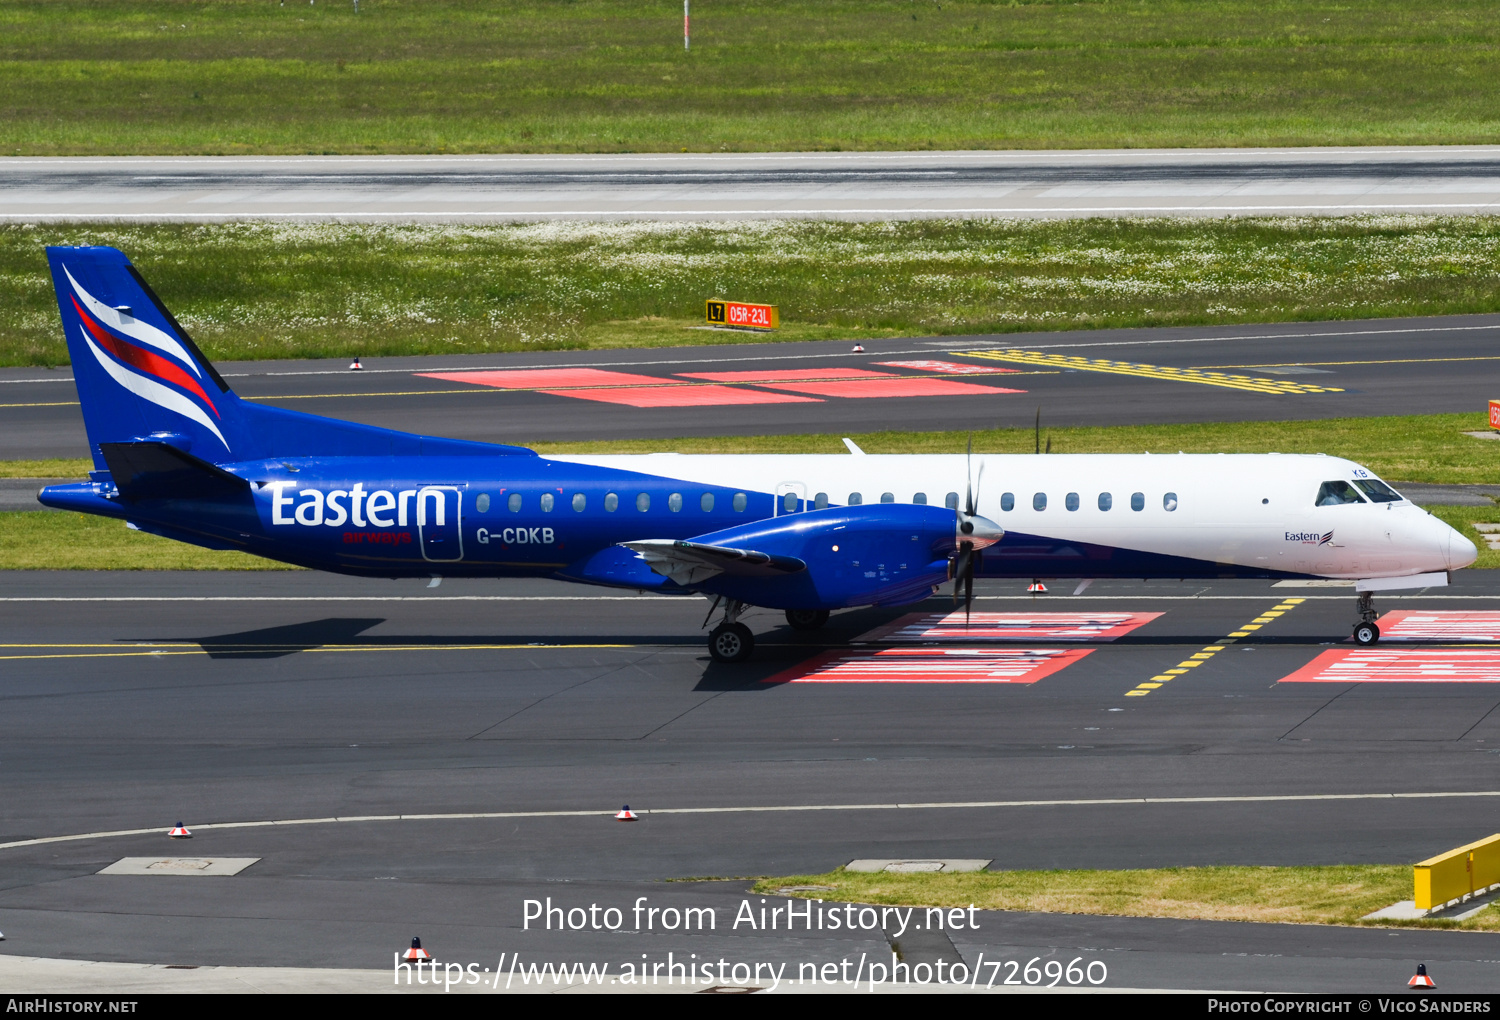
37, 246, 1477, 661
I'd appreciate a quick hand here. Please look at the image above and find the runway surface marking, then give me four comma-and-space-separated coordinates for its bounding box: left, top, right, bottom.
1128, 598, 1306, 696
1373, 611, 1500, 642
853, 611, 1162, 644
9, 789, 1500, 853
874, 360, 1021, 375
1280, 648, 1500, 683
761, 646, 1093, 684
958, 350, 1344, 394
413, 365, 1024, 405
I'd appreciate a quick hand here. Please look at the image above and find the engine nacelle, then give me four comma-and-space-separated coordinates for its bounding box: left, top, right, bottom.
680, 503, 978, 610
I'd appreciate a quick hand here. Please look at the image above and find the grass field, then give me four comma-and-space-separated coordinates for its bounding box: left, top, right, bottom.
4, 411, 1497, 569
751, 865, 1498, 930
11, 218, 1500, 366
4, 0, 1500, 154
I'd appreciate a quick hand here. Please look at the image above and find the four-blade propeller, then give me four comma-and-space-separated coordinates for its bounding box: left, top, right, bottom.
952, 436, 1004, 624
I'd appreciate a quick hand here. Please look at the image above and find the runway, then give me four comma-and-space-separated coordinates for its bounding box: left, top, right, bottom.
4, 311, 1498, 461
3, 569, 1500, 990
7, 147, 1500, 222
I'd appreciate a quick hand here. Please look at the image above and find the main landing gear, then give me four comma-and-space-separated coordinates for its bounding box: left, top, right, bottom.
1353, 591, 1380, 646
785, 609, 830, 631
706, 597, 754, 663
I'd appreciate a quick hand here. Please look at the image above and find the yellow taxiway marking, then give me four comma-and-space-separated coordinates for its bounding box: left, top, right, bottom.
958, 350, 1343, 395
1127, 599, 1306, 697
0, 401, 80, 408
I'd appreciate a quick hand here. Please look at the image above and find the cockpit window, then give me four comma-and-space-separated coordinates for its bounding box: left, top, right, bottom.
1354, 479, 1403, 503
1315, 480, 1366, 506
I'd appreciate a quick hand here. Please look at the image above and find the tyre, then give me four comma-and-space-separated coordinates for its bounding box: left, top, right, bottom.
1354, 622, 1379, 646
709, 622, 755, 663
785, 609, 830, 631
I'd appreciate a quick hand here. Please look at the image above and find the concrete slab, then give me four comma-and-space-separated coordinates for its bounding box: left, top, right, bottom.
846, 860, 992, 874
97, 857, 260, 877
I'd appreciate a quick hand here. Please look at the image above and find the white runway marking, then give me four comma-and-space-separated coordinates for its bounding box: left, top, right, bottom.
6, 790, 1500, 853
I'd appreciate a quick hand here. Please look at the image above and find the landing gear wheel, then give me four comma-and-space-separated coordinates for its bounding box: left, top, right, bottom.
1353, 622, 1380, 646
709, 622, 755, 663
785, 609, 830, 631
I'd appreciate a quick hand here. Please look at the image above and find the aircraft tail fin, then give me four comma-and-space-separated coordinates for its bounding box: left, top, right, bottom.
47, 245, 241, 468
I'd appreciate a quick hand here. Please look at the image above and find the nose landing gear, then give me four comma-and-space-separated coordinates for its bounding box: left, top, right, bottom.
1353, 592, 1380, 646
785, 608, 830, 631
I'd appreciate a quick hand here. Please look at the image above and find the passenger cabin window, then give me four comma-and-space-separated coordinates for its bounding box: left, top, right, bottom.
669, 493, 683, 512
848, 492, 863, 506
783, 491, 799, 513
1163, 492, 1178, 512
814, 492, 829, 510
604, 492, 619, 512
1033, 492, 1047, 511
1130, 492, 1144, 512
1355, 479, 1403, 503
1001, 492, 1015, 512
476, 493, 491, 513
733, 492, 747, 512
1316, 480, 1366, 506
945, 492, 960, 510
880, 492, 895, 503
540, 493, 555, 512
913, 492, 927, 505
572, 493, 586, 512
508, 493, 523, 513
1098, 492, 1112, 511
701, 492, 715, 512
636, 492, 650, 512
1065, 492, 1080, 512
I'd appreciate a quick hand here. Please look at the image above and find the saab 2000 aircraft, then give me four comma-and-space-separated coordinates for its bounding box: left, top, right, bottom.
38, 246, 1477, 661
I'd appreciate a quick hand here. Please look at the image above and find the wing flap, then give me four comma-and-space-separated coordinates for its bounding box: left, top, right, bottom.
621, 539, 806, 587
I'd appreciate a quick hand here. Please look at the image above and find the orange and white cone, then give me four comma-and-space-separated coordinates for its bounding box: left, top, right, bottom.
1408, 963, 1435, 988
349, 357, 363, 370
1027, 581, 1048, 593
851, 344, 865, 353
403, 937, 433, 963
168, 822, 192, 838
615, 805, 638, 821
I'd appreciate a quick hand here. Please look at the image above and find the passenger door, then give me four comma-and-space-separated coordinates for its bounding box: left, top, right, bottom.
417, 485, 464, 562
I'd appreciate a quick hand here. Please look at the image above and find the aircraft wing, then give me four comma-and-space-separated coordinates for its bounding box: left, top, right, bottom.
621, 539, 806, 587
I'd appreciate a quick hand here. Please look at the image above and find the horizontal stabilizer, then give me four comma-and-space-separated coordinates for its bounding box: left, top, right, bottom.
622, 539, 806, 587
100, 441, 249, 502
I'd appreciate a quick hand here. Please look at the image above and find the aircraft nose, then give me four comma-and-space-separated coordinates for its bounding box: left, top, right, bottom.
1446, 522, 1478, 570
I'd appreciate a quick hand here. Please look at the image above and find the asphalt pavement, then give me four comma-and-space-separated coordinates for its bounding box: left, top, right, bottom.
3, 570, 1500, 991
6, 147, 1500, 221
4, 313, 1499, 461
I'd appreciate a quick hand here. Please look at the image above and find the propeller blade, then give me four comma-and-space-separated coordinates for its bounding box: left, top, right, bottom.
965, 434, 974, 516
951, 546, 972, 605
963, 555, 975, 626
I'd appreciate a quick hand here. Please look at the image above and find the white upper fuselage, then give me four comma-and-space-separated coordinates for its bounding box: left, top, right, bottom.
553, 451, 1475, 580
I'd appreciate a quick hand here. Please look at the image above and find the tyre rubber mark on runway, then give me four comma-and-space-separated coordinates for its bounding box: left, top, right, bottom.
10, 789, 1500, 854
1369, 611, 1500, 642
1127, 598, 1306, 696
761, 646, 1093, 684
854, 611, 1162, 643
1280, 648, 1500, 683
957, 350, 1343, 394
